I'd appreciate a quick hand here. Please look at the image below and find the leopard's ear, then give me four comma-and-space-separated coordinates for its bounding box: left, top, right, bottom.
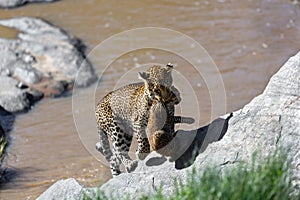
138, 72, 151, 89
165, 63, 174, 71
138, 72, 149, 81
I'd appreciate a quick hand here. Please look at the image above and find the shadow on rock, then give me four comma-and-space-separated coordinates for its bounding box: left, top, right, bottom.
146, 156, 167, 166
174, 113, 233, 169
0, 106, 15, 182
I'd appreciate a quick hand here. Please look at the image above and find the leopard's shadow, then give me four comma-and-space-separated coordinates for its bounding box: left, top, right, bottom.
145, 113, 233, 169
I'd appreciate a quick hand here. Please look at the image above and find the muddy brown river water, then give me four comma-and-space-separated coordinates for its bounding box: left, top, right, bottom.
0, 0, 299, 199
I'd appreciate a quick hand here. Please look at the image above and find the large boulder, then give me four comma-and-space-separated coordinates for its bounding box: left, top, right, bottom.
0, 17, 96, 112
98, 51, 300, 198
0, 0, 58, 8
36, 178, 85, 200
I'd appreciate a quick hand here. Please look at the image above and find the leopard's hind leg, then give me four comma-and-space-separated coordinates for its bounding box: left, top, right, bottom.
96, 128, 112, 162
109, 151, 122, 177
111, 128, 138, 174
96, 128, 123, 176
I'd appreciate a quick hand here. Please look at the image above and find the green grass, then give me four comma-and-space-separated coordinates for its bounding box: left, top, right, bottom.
0, 137, 6, 158
84, 148, 300, 200
83, 190, 110, 200
0, 129, 7, 179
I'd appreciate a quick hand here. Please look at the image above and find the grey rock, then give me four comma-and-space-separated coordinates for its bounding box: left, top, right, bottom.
0, 17, 96, 87
0, 0, 58, 9
0, 75, 43, 112
97, 51, 300, 198
193, 51, 300, 181
13, 61, 42, 84
100, 152, 183, 199
0, 76, 30, 112
37, 178, 84, 200
0, 17, 96, 112
0, 106, 15, 132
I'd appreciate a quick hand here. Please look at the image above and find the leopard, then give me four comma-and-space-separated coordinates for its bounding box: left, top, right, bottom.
95, 64, 176, 176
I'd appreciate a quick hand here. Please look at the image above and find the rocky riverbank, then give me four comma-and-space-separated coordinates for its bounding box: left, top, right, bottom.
0, 17, 96, 113
0, 17, 96, 180
37, 51, 300, 199
0, 0, 58, 9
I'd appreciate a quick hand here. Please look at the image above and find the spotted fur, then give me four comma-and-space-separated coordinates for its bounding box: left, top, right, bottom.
95, 64, 175, 176
146, 63, 173, 87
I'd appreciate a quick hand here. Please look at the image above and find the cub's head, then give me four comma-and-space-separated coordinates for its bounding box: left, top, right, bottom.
149, 130, 175, 158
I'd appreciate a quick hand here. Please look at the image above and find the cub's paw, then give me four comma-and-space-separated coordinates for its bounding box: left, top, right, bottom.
126, 160, 138, 173
186, 117, 195, 124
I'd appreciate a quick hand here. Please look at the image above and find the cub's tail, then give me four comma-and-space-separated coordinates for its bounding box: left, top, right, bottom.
174, 116, 195, 124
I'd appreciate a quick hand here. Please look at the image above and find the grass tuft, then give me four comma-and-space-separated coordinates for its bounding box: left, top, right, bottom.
82, 189, 109, 200
0, 126, 7, 179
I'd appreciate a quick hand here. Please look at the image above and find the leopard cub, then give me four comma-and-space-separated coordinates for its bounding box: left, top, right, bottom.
147, 87, 194, 159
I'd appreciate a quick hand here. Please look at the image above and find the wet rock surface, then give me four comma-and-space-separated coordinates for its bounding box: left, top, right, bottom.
0, 0, 58, 9
37, 51, 300, 199
0, 17, 96, 113
0, 75, 43, 113
0, 16, 96, 191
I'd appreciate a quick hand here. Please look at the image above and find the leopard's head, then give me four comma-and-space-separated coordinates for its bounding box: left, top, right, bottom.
139, 72, 179, 104
146, 63, 174, 87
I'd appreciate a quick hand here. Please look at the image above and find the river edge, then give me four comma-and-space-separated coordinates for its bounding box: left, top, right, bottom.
0, 0, 59, 9
0, 16, 96, 182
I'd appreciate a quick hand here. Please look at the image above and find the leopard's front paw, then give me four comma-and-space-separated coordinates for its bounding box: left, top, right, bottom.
96, 142, 112, 161
95, 142, 103, 153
